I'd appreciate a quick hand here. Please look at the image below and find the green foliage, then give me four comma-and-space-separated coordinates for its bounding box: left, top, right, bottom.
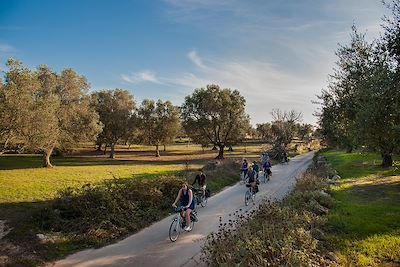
317, 3, 400, 166
0, 59, 102, 167
35, 176, 183, 244
91, 89, 136, 158
137, 99, 180, 156
181, 84, 251, 159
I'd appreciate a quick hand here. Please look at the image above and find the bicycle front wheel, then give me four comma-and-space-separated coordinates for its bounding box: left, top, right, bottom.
245, 190, 251, 206
169, 218, 180, 242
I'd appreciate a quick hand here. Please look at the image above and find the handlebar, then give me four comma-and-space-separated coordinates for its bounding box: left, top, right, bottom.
173, 206, 187, 212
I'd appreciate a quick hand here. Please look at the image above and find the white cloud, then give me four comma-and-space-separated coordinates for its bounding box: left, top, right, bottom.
0, 43, 17, 55
121, 71, 162, 84
162, 51, 323, 125
187, 50, 206, 69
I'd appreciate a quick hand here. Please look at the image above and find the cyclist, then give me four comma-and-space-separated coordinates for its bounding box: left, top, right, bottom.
261, 152, 269, 165
282, 151, 288, 164
172, 182, 195, 231
252, 161, 260, 179
263, 158, 272, 177
245, 166, 258, 194
192, 169, 206, 196
241, 158, 249, 182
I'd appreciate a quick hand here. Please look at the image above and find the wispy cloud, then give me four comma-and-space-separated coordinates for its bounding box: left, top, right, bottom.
187, 50, 206, 69
0, 43, 16, 53
121, 71, 162, 84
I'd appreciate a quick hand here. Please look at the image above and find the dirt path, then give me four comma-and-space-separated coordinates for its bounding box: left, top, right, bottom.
49, 151, 315, 267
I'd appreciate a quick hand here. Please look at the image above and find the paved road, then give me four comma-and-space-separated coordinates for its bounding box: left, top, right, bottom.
49, 151, 315, 267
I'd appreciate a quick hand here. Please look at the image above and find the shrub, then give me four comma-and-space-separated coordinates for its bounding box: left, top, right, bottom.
202, 158, 334, 266
35, 176, 183, 245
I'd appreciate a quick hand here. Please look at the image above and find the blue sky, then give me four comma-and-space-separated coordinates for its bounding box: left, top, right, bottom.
0, 0, 389, 125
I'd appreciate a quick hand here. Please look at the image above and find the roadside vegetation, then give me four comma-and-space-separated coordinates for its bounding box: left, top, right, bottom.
323, 151, 400, 266
202, 154, 335, 266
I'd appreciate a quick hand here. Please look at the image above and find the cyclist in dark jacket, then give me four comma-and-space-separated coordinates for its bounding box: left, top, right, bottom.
192, 169, 206, 188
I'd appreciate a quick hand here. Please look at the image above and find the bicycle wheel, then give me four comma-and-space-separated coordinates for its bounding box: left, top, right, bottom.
200, 194, 207, 207
189, 216, 196, 230
169, 218, 180, 242
245, 190, 251, 206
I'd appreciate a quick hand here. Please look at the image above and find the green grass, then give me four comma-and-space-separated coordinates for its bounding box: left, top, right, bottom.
0, 155, 186, 204
323, 150, 400, 266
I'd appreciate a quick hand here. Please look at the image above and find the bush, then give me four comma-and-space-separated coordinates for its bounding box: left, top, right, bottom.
35, 176, 184, 245
202, 157, 334, 266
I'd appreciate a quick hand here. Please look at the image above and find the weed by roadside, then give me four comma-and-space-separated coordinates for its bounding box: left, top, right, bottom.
202, 155, 337, 266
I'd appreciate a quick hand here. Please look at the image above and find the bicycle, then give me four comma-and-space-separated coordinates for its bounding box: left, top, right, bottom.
169, 207, 197, 242
262, 168, 271, 183
192, 187, 208, 207
239, 171, 246, 184
244, 184, 257, 206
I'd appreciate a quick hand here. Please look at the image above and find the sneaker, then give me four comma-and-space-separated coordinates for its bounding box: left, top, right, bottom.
184, 225, 192, 231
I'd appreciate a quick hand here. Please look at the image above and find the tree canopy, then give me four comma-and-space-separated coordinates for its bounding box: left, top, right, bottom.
0, 59, 102, 167
181, 84, 250, 159
137, 99, 180, 157
91, 89, 136, 159
316, 1, 400, 167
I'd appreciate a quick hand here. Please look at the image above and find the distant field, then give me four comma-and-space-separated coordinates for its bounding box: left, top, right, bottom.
323, 151, 400, 266
0, 143, 266, 204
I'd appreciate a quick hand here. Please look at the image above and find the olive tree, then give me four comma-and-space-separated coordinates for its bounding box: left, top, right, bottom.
137, 99, 180, 157
0, 59, 102, 167
181, 84, 250, 159
91, 89, 136, 158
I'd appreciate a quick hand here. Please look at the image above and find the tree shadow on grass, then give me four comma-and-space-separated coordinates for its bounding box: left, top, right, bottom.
0, 154, 217, 170
327, 176, 400, 239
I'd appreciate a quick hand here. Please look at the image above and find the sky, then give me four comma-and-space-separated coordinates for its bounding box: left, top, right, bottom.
0, 0, 390, 126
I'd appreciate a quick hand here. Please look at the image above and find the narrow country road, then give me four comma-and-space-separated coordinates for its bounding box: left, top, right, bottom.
49, 151, 315, 267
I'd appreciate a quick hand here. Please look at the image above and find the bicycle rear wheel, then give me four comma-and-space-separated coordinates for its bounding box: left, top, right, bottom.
245, 190, 251, 206
200, 195, 207, 207
169, 218, 180, 242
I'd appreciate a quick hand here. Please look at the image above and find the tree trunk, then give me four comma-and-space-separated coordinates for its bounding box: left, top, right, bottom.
346, 145, 353, 153
96, 143, 102, 151
163, 145, 166, 151
103, 145, 107, 155
215, 144, 225, 159
109, 143, 116, 159
155, 144, 160, 157
42, 146, 54, 168
381, 154, 393, 167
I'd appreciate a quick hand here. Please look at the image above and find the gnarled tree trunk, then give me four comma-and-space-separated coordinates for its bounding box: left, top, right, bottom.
42, 146, 54, 167
155, 144, 160, 157
109, 143, 116, 159
216, 144, 225, 159
381, 153, 393, 167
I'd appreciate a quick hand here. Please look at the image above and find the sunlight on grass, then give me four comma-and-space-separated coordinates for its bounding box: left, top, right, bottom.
323, 150, 400, 266
0, 164, 185, 203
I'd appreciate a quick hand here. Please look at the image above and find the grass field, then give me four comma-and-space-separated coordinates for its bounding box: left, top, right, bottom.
323, 151, 400, 266
0, 143, 265, 204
